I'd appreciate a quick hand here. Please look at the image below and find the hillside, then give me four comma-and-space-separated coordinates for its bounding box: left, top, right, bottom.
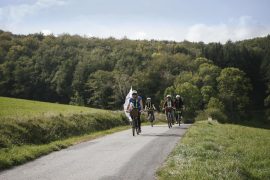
0, 30, 269, 123
0, 96, 103, 119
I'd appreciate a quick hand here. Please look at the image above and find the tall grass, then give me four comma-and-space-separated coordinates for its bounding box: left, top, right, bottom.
0, 112, 128, 148
157, 121, 270, 179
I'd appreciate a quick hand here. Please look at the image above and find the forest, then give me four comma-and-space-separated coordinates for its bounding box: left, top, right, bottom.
0, 29, 269, 122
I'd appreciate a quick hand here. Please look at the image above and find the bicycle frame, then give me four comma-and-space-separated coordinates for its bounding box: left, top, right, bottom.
130, 108, 140, 136
166, 107, 173, 128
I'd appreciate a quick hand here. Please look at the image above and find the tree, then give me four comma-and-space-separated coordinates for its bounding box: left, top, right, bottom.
51, 59, 75, 103
207, 97, 225, 111
113, 71, 132, 107
86, 70, 115, 109
201, 86, 216, 107
0, 29, 270, 117
217, 67, 252, 119
198, 63, 221, 87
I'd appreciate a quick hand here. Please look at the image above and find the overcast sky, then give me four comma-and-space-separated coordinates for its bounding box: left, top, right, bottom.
0, 0, 269, 43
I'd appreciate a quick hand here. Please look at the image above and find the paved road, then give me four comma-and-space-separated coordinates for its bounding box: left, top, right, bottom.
0, 124, 190, 180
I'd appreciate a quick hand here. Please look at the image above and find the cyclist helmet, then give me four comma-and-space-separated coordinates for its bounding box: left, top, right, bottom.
132, 90, 137, 95
166, 95, 171, 98
147, 97, 151, 101
176, 95, 180, 98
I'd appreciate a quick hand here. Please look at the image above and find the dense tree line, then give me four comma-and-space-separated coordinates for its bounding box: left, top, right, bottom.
0, 30, 269, 122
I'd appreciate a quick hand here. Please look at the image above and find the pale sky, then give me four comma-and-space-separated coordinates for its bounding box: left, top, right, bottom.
0, 0, 269, 43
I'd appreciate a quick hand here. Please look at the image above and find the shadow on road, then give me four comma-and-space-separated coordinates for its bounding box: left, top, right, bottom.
149, 124, 190, 129
140, 133, 183, 137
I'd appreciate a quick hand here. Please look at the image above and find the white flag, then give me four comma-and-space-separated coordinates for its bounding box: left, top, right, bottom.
123, 87, 132, 121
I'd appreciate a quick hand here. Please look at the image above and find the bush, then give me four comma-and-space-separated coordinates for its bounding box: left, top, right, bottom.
195, 107, 228, 123
195, 110, 208, 121
182, 117, 195, 124
0, 111, 128, 148
207, 97, 225, 111
205, 108, 228, 123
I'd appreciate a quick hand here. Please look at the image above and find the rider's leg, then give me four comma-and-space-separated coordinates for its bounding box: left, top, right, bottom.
147, 111, 151, 120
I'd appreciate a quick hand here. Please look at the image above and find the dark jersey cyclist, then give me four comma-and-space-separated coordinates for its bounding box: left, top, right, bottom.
145, 97, 156, 121
174, 95, 184, 123
174, 95, 184, 109
163, 95, 175, 121
126, 90, 144, 132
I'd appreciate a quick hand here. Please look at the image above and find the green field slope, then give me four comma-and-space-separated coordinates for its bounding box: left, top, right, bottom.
0, 96, 104, 119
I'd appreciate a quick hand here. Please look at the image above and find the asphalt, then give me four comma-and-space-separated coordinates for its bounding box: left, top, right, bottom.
0, 124, 191, 180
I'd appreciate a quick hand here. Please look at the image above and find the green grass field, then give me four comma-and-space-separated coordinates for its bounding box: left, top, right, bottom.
0, 96, 104, 119
157, 121, 270, 180
0, 96, 128, 170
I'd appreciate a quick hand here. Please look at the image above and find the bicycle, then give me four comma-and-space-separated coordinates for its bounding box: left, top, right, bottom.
175, 109, 182, 126
130, 108, 140, 136
147, 109, 155, 127
165, 107, 173, 128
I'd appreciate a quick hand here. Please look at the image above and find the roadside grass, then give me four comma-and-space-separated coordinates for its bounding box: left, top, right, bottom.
157, 120, 270, 180
0, 125, 130, 170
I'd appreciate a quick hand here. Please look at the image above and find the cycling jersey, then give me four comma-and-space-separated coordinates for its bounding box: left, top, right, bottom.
175, 98, 184, 109
145, 101, 155, 110
163, 99, 175, 110
129, 96, 142, 110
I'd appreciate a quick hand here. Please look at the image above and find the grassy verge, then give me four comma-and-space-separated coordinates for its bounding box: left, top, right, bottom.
0, 125, 129, 170
0, 112, 128, 148
157, 120, 270, 180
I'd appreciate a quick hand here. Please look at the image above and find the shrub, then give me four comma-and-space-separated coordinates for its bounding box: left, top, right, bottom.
205, 108, 228, 123
0, 111, 128, 148
207, 97, 225, 111
195, 110, 208, 121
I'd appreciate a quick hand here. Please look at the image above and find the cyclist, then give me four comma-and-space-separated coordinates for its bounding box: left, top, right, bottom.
126, 90, 144, 132
145, 97, 156, 121
174, 95, 184, 124
163, 95, 175, 122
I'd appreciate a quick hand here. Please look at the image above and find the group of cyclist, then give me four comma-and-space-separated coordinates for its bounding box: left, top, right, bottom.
126, 90, 184, 133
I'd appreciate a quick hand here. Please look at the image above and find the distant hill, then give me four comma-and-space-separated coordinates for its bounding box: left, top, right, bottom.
0, 30, 269, 121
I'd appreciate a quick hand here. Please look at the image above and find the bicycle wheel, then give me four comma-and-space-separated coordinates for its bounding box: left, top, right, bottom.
177, 112, 181, 126
132, 119, 135, 136
170, 113, 173, 128
167, 112, 172, 128
150, 113, 154, 127
135, 117, 140, 135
